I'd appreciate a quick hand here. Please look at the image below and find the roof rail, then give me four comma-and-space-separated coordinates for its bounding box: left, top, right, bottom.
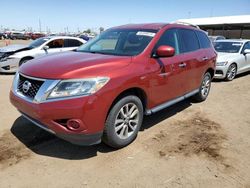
172, 21, 200, 29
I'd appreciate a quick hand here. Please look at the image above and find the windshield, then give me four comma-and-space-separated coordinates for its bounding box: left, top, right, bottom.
77, 29, 157, 56
29, 37, 49, 48
214, 42, 243, 53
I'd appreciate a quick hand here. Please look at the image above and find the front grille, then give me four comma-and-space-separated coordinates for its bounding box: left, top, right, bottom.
17, 74, 44, 99
215, 70, 223, 75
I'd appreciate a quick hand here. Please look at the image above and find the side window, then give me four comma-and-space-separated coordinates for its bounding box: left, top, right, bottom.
196, 31, 212, 49
154, 29, 180, 55
178, 29, 200, 53
64, 39, 83, 47
47, 39, 64, 48
242, 42, 250, 52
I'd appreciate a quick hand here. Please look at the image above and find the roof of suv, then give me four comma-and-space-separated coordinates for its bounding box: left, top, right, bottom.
112, 23, 168, 30
111, 23, 201, 31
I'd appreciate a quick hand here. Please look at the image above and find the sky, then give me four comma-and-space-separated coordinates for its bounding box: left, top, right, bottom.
0, 0, 250, 33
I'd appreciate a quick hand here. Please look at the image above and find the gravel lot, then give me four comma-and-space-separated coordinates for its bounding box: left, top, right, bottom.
0, 40, 250, 187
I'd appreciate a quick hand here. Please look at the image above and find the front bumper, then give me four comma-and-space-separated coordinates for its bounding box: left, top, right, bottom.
21, 112, 102, 145
0, 58, 20, 73
10, 90, 105, 145
214, 66, 228, 79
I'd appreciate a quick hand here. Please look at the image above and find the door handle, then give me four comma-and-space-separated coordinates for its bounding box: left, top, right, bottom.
202, 57, 208, 61
178, 62, 186, 68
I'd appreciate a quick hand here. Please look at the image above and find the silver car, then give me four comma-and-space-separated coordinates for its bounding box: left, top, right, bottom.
214, 39, 250, 81
0, 36, 86, 73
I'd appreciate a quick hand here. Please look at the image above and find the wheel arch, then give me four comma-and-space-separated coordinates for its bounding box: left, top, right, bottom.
19, 56, 34, 65
206, 67, 215, 78
106, 87, 148, 119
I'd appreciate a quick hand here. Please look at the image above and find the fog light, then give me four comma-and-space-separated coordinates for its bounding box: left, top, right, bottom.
67, 119, 84, 131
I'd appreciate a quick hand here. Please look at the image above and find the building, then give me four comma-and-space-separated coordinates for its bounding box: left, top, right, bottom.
178, 15, 250, 39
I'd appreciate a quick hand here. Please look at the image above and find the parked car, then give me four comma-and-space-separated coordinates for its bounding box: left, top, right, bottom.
31, 32, 46, 40
10, 23, 216, 148
0, 32, 6, 40
9, 32, 31, 40
0, 36, 86, 72
208, 35, 226, 44
214, 39, 250, 81
79, 34, 90, 41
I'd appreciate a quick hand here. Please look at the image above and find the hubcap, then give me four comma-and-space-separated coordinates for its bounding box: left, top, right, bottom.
114, 103, 139, 139
227, 64, 237, 80
201, 75, 211, 97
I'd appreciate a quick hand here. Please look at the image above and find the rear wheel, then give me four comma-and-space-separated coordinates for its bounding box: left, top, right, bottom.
225, 63, 237, 81
102, 95, 143, 148
192, 72, 212, 102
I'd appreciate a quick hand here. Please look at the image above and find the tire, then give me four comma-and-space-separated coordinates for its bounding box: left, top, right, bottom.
102, 95, 143, 148
225, 63, 237, 81
192, 72, 212, 102
19, 58, 32, 66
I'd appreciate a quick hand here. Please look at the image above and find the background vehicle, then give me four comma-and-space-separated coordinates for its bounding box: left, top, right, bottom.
209, 35, 226, 45
78, 34, 90, 41
9, 32, 31, 40
214, 39, 250, 81
31, 32, 46, 40
10, 23, 216, 148
0, 32, 7, 40
0, 36, 86, 72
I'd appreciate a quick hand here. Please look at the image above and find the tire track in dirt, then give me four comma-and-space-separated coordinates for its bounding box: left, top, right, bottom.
147, 113, 230, 168
0, 132, 31, 168
0, 126, 55, 169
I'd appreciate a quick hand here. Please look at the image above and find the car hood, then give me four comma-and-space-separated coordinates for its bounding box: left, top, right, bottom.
217, 52, 239, 62
19, 51, 132, 79
0, 44, 30, 53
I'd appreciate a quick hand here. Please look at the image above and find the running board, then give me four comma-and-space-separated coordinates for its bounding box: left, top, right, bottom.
145, 89, 199, 115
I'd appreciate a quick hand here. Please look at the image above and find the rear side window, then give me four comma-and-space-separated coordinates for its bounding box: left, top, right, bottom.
178, 29, 200, 53
64, 39, 83, 47
196, 31, 212, 48
154, 29, 180, 55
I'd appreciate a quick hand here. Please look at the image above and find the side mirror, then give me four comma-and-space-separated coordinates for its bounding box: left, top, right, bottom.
243, 49, 250, 55
43, 45, 49, 50
154, 45, 175, 58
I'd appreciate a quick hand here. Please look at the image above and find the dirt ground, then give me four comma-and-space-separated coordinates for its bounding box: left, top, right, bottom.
0, 40, 250, 188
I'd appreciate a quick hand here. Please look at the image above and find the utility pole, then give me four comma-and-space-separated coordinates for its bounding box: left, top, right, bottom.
39, 18, 41, 33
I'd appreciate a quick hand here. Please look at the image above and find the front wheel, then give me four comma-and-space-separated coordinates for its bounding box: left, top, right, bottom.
225, 63, 237, 81
102, 95, 143, 148
192, 72, 212, 102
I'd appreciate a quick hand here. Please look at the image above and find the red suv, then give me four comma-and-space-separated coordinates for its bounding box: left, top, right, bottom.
10, 23, 216, 148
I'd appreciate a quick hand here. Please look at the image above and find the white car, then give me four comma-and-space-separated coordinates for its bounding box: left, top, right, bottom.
214, 39, 250, 81
0, 36, 86, 73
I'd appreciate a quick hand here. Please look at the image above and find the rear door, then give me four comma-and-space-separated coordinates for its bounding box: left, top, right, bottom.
149, 28, 189, 106
177, 29, 205, 92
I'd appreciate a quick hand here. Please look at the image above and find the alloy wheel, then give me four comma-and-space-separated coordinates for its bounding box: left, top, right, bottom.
114, 103, 139, 139
201, 74, 211, 98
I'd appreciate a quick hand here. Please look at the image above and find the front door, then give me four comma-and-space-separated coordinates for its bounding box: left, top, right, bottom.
240, 42, 250, 72
149, 29, 189, 106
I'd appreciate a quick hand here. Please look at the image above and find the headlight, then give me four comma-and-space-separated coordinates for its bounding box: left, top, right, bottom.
216, 61, 228, 66
47, 77, 110, 99
0, 56, 11, 62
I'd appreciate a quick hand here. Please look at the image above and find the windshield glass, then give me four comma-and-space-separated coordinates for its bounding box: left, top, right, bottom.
214, 42, 243, 53
29, 37, 49, 48
77, 29, 157, 56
